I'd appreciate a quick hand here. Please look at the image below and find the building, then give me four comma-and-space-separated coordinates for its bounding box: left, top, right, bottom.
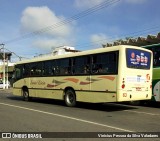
0, 52, 15, 83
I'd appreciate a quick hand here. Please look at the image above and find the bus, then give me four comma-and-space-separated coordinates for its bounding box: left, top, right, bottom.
13, 45, 153, 107
142, 43, 160, 103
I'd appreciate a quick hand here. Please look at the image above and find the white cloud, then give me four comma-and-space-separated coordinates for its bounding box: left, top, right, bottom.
90, 33, 111, 46
74, 0, 106, 9
21, 6, 73, 37
20, 6, 76, 52
32, 38, 74, 51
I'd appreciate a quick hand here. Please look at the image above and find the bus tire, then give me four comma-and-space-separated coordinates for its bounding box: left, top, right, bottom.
64, 89, 76, 107
23, 89, 30, 101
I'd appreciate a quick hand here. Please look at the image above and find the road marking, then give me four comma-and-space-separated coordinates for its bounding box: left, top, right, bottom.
0, 102, 133, 132
124, 110, 160, 116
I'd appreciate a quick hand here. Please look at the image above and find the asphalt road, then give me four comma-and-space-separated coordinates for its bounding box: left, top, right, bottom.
0, 89, 160, 141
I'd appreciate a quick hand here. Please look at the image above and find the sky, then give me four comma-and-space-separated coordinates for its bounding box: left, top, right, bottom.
0, 0, 160, 61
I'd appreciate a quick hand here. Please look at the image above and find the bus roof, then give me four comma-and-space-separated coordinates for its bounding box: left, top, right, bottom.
15, 45, 150, 65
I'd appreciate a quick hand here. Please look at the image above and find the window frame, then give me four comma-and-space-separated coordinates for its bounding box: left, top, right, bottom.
14, 50, 119, 79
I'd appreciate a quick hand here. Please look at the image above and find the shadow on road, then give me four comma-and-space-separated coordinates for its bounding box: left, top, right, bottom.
7, 95, 138, 112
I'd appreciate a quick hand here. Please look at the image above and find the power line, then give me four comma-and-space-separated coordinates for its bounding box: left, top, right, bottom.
4, 0, 120, 44
0, 45, 29, 61
3, 0, 159, 55
6, 24, 160, 57
73, 26, 160, 50
3, 47, 26, 61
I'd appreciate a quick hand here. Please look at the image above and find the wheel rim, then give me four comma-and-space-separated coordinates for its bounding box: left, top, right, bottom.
66, 93, 74, 104
23, 90, 29, 101
24, 91, 28, 98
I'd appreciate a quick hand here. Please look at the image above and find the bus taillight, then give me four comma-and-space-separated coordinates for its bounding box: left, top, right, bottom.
122, 84, 125, 89
122, 78, 125, 89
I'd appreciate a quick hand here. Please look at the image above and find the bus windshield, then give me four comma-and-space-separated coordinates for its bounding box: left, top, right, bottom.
126, 48, 151, 69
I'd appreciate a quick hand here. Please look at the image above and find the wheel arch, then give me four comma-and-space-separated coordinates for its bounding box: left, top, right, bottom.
22, 85, 28, 90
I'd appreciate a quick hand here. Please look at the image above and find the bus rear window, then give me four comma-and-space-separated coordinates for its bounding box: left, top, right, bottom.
126, 48, 151, 69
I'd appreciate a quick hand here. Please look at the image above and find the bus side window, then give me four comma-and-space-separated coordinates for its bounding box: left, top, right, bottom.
29, 62, 43, 76
91, 54, 106, 74
55, 66, 60, 74
84, 65, 90, 74
98, 64, 103, 73
91, 51, 118, 74
23, 64, 30, 77
56, 58, 71, 75
44, 61, 51, 76
15, 68, 21, 80
73, 56, 90, 74
91, 55, 98, 73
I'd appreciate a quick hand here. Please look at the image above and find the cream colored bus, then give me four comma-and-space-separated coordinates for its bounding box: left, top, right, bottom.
13, 45, 153, 107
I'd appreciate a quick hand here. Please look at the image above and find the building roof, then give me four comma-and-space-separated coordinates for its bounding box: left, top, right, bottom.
103, 32, 160, 47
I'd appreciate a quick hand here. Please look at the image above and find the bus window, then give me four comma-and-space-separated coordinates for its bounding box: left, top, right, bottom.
15, 65, 23, 80
59, 58, 72, 75
126, 48, 151, 69
107, 52, 118, 74
73, 56, 90, 74
30, 62, 43, 76
91, 55, 100, 73
23, 64, 30, 77
91, 52, 118, 74
44, 60, 57, 76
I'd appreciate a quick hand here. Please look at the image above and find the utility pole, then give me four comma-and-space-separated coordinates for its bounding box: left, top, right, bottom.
0, 43, 5, 89
6, 55, 8, 89
3, 44, 5, 89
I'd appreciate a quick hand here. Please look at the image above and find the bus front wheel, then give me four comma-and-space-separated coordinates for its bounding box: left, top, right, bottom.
64, 89, 76, 107
23, 89, 30, 101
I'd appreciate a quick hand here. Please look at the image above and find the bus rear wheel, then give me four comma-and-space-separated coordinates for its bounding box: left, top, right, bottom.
64, 89, 76, 107
23, 89, 30, 101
